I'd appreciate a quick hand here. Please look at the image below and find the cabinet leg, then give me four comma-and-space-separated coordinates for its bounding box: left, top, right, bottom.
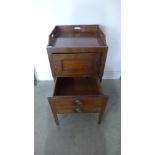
98, 110, 104, 124
98, 96, 109, 124
52, 112, 59, 125
51, 105, 59, 125
48, 98, 59, 125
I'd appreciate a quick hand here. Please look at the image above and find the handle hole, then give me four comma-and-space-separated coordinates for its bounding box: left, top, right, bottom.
74, 26, 81, 30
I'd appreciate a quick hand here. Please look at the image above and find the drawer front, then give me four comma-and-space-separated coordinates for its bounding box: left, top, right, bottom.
52, 53, 100, 77
50, 96, 108, 114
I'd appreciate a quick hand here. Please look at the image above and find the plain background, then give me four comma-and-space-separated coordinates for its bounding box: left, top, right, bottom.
0, 0, 155, 155
33, 0, 121, 80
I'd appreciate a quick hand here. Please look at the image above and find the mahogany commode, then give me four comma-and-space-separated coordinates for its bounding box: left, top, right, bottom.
47, 25, 109, 125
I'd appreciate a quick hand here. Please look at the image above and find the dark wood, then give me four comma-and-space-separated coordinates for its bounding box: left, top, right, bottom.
47, 25, 109, 125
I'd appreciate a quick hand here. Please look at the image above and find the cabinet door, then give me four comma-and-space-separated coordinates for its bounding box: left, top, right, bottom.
52, 53, 100, 77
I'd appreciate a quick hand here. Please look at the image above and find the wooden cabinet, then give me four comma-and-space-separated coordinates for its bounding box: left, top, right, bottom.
47, 25, 109, 125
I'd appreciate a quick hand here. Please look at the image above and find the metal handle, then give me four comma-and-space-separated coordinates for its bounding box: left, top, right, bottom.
73, 99, 81, 105
74, 108, 81, 113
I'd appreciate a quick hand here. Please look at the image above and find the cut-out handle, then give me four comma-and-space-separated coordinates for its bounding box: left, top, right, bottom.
74, 26, 81, 30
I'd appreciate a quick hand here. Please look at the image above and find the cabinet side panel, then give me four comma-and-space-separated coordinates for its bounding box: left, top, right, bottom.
99, 47, 108, 80
47, 48, 56, 80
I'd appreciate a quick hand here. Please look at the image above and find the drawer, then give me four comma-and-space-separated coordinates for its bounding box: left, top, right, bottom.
50, 96, 107, 114
52, 53, 100, 77
49, 77, 108, 114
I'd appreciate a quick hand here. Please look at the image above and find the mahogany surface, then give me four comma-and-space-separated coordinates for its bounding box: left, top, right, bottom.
47, 25, 109, 125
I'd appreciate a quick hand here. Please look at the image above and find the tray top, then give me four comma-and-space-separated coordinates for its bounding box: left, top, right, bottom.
48, 25, 107, 48
54, 35, 100, 47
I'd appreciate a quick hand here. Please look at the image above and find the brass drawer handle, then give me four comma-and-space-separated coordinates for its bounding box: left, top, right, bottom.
74, 108, 81, 113
73, 99, 81, 105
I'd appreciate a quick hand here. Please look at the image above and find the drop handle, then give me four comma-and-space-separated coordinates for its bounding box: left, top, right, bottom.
74, 108, 81, 113
73, 99, 81, 105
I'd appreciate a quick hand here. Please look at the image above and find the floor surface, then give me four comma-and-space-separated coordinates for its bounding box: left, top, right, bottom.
34, 80, 121, 155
